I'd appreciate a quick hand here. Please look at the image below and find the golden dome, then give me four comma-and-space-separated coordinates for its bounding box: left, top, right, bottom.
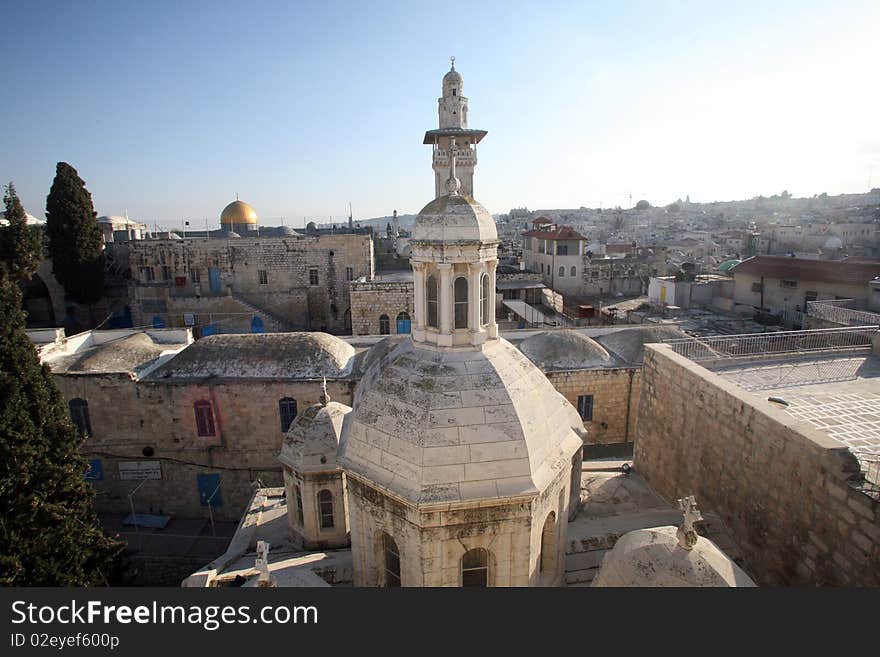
220, 200, 258, 225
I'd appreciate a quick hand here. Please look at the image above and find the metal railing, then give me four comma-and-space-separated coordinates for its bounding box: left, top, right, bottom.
663, 326, 877, 362
807, 299, 880, 327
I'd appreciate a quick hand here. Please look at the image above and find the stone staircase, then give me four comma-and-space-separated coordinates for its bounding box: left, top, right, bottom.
230, 293, 292, 332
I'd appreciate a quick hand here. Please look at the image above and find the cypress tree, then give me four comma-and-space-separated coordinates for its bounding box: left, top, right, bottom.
0, 268, 123, 585
0, 182, 42, 281
45, 163, 104, 305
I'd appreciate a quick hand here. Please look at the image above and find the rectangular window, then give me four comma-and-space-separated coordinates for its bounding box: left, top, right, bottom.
577, 395, 593, 421
191, 268, 201, 284
258, 270, 268, 285
804, 291, 818, 303
194, 401, 215, 437
346, 267, 353, 281
161, 266, 171, 281
751, 282, 763, 293
780, 279, 798, 289
140, 266, 155, 282
309, 268, 319, 286
557, 244, 568, 255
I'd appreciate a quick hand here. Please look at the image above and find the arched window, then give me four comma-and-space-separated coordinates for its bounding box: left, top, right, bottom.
570, 266, 577, 277
396, 311, 411, 334
426, 276, 438, 328
454, 276, 468, 329
461, 548, 490, 587
69, 398, 91, 436
382, 533, 401, 587
480, 273, 489, 326
539, 511, 557, 578
379, 314, 390, 335
294, 484, 305, 527
279, 397, 298, 432
559, 266, 565, 277
193, 400, 215, 437
318, 490, 334, 528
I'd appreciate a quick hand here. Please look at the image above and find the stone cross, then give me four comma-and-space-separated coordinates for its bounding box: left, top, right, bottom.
676, 495, 703, 550
320, 377, 330, 406
255, 540, 274, 587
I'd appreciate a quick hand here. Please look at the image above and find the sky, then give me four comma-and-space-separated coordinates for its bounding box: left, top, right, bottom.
1, 0, 878, 229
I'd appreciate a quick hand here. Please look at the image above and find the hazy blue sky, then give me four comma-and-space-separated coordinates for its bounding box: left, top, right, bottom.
2, 0, 878, 229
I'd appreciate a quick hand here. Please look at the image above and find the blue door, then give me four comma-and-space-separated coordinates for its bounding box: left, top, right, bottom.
251, 316, 265, 333
208, 268, 221, 294
152, 315, 165, 328
396, 316, 411, 334
197, 473, 223, 507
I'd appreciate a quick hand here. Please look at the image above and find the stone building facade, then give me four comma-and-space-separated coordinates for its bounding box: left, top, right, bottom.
123, 232, 374, 335
349, 280, 414, 336
633, 343, 880, 586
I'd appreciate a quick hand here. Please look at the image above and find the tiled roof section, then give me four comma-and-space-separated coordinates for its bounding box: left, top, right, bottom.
521, 225, 587, 240
605, 243, 634, 254
730, 256, 880, 285
533, 217, 552, 225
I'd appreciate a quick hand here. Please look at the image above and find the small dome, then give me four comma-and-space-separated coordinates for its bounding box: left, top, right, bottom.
823, 236, 843, 250
220, 200, 258, 225
279, 401, 351, 472
519, 330, 613, 371
592, 526, 756, 587
279, 225, 300, 236
412, 194, 497, 244
444, 68, 463, 84
224, 231, 240, 238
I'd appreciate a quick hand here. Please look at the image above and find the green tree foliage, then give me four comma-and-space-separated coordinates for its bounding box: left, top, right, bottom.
1, 182, 43, 280
45, 163, 104, 304
0, 270, 123, 585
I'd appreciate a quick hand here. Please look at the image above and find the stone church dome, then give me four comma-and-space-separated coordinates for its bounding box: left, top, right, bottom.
280, 400, 350, 472
592, 526, 756, 587
412, 194, 497, 244
338, 337, 584, 505
519, 330, 614, 371
220, 200, 258, 225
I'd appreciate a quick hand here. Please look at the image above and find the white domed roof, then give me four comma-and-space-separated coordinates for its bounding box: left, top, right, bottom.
338, 337, 584, 505
519, 330, 614, 371
412, 194, 498, 244
592, 526, 756, 587
279, 401, 351, 472
823, 236, 843, 250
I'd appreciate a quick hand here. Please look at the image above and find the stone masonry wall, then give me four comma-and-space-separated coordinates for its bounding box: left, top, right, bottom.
545, 368, 640, 445
633, 344, 880, 585
350, 281, 414, 336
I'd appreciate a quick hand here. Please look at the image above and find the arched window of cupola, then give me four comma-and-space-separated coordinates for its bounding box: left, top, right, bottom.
454, 276, 468, 329
480, 273, 490, 326
426, 275, 438, 328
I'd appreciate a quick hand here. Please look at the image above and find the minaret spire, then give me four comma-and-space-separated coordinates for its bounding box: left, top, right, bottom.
450, 55, 455, 71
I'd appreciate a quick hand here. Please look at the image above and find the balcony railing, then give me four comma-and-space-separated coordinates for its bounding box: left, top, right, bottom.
662, 326, 877, 362
806, 299, 880, 327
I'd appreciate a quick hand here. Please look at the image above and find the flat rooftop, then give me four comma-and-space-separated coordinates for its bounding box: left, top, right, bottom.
710, 353, 880, 465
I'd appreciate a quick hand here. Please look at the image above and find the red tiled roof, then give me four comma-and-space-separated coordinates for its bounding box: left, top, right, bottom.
533, 217, 552, 225
605, 243, 633, 254
522, 225, 587, 241
730, 256, 880, 285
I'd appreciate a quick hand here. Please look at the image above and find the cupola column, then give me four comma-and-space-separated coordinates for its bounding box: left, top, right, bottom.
412, 262, 426, 340
467, 262, 484, 343
437, 263, 453, 347
487, 259, 499, 339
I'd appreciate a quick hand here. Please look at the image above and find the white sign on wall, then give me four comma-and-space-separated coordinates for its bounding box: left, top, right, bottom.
118, 461, 163, 480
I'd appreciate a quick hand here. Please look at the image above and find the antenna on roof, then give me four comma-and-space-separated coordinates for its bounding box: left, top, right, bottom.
348, 202, 353, 231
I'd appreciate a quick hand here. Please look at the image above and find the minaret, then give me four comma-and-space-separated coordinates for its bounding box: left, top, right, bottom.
423, 57, 487, 199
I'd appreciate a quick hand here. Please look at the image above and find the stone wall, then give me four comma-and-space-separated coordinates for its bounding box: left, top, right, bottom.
127, 234, 374, 334
55, 373, 356, 522
633, 344, 880, 585
545, 368, 640, 445
349, 281, 414, 336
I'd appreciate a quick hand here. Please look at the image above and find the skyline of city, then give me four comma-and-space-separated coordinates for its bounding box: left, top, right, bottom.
2, 0, 878, 229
